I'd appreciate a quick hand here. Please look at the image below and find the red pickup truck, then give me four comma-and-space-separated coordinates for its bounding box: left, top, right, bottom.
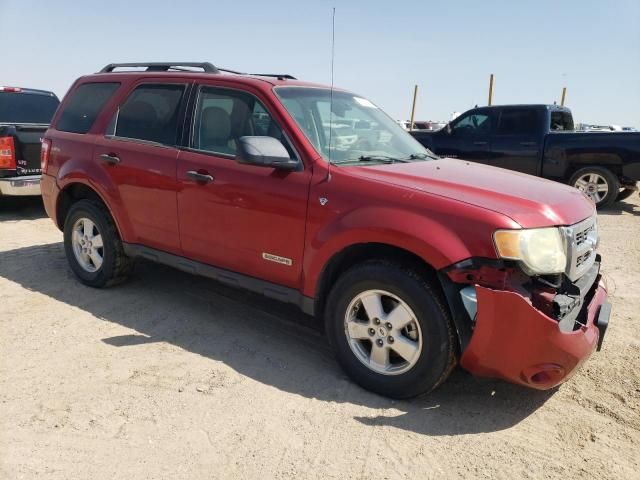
41, 62, 610, 398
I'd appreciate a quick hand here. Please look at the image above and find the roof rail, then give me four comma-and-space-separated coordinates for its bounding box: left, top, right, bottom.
251, 73, 297, 80
99, 62, 219, 73
217, 68, 297, 80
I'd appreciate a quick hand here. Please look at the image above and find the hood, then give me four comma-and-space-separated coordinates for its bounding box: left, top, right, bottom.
354, 158, 594, 228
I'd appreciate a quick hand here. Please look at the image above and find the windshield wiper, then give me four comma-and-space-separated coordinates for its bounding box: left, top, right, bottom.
407, 152, 438, 160
357, 155, 410, 163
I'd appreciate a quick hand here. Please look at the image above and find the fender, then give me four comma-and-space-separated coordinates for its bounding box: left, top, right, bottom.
302, 205, 491, 298
57, 157, 134, 242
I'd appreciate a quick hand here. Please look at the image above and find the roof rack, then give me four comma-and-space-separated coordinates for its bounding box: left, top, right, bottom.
98, 63, 297, 80
99, 62, 220, 73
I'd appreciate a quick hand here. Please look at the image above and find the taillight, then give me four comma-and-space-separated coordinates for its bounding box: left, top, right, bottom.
0, 136, 16, 169
41, 138, 52, 173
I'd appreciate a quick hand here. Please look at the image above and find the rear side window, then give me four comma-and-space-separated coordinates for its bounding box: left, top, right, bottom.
112, 84, 185, 145
56, 82, 120, 134
497, 109, 538, 135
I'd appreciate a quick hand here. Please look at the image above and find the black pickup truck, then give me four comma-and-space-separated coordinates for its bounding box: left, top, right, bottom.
410, 104, 640, 208
0, 86, 59, 198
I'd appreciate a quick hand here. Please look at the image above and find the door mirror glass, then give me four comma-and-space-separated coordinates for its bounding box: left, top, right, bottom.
237, 136, 298, 171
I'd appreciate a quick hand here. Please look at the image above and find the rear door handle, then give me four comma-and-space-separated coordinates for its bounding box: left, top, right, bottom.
473, 141, 488, 146
186, 170, 214, 183
519, 141, 537, 146
99, 153, 120, 165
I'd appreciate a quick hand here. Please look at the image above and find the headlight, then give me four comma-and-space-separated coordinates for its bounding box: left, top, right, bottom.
494, 227, 567, 275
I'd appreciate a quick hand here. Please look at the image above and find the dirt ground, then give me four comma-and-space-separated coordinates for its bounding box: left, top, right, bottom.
1, 195, 638, 480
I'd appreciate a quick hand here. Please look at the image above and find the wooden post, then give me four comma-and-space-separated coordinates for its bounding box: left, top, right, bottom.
488, 74, 494, 106
561, 87, 567, 106
409, 85, 418, 130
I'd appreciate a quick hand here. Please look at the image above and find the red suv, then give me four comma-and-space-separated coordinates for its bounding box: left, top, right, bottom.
41, 62, 610, 398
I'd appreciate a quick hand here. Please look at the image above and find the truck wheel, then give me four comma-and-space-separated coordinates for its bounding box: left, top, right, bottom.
324, 261, 456, 398
63, 199, 132, 288
569, 167, 619, 208
616, 188, 636, 202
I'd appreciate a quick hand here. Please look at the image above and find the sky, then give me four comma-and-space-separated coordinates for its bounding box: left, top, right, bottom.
1, 0, 639, 126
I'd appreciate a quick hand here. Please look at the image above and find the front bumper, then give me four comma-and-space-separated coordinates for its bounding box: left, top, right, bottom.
460, 276, 609, 390
0, 175, 41, 196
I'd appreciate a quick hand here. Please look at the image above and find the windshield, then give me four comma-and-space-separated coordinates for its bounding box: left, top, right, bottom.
274, 87, 436, 165
0, 92, 60, 124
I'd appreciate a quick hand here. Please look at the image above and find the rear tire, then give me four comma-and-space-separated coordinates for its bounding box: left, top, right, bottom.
324, 261, 456, 398
569, 167, 619, 208
63, 199, 132, 288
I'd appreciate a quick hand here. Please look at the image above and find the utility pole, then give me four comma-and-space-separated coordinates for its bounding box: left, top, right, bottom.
560, 87, 567, 106
409, 85, 418, 130
488, 74, 494, 106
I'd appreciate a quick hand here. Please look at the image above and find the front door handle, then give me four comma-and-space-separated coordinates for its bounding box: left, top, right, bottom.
519, 141, 537, 146
473, 141, 488, 146
186, 170, 214, 183
99, 153, 120, 164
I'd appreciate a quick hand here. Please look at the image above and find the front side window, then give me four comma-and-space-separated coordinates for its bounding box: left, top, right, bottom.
56, 82, 120, 134
274, 87, 434, 165
452, 113, 491, 136
111, 84, 185, 145
191, 87, 292, 158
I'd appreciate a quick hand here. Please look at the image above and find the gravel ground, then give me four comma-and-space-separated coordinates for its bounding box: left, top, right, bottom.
1, 195, 639, 480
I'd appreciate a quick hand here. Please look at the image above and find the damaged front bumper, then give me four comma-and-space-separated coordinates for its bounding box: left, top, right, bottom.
443, 259, 610, 390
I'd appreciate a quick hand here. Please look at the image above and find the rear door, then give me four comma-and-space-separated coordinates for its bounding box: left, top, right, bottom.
489, 107, 542, 175
176, 84, 311, 288
93, 80, 189, 254
433, 109, 492, 163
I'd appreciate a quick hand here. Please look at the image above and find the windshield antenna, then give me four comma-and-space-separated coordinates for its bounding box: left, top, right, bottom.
327, 6, 336, 171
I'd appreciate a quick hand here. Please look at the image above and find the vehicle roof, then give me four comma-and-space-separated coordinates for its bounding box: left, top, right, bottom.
82, 71, 336, 91
475, 104, 571, 111
0, 87, 58, 97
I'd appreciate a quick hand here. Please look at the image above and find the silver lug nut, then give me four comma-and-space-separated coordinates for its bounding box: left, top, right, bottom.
368, 328, 375, 336
374, 318, 381, 325
388, 336, 394, 344
376, 339, 384, 347
386, 322, 392, 330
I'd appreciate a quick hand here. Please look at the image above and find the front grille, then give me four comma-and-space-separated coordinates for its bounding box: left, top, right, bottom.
576, 225, 595, 246
576, 250, 592, 268
562, 214, 598, 281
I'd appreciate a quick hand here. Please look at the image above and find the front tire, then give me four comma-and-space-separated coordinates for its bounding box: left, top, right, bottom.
325, 261, 456, 398
569, 167, 619, 208
63, 199, 132, 288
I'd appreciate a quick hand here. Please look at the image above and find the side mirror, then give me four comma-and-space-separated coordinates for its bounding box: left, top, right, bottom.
446, 123, 453, 135
237, 136, 298, 171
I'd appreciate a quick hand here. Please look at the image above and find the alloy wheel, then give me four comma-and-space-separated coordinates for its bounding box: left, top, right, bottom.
344, 289, 423, 375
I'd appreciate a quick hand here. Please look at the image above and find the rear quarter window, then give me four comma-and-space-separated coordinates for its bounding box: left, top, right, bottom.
56, 82, 120, 134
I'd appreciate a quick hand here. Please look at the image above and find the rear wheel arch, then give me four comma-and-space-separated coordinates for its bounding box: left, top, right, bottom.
56, 183, 123, 238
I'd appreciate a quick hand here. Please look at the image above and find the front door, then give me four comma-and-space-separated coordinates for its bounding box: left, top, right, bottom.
434, 109, 492, 164
176, 85, 311, 288
94, 81, 188, 254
